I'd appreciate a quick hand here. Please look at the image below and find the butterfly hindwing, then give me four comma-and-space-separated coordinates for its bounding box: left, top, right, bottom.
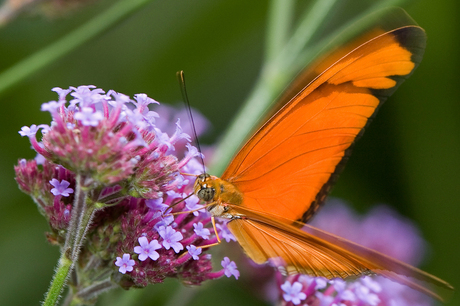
226, 206, 453, 301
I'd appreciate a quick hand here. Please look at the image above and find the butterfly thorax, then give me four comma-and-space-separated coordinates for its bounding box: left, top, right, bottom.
193, 173, 243, 218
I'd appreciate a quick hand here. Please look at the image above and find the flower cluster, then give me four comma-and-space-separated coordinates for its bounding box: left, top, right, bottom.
275, 200, 432, 306
15, 86, 238, 302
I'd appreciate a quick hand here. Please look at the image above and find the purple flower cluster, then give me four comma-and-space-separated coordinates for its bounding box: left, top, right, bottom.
279, 275, 382, 306
85, 178, 240, 287
15, 86, 238, 297
15, 159, 76, 245
274, 200, 433, 306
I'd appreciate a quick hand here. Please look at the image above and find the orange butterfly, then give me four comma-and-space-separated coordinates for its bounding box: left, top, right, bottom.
187, 9, 453, 302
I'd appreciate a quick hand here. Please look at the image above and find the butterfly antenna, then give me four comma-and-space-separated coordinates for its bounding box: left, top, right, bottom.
176, 71, 206, 174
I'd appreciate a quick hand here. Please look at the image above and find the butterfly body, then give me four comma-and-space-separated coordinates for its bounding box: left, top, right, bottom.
193, 173, 243, 219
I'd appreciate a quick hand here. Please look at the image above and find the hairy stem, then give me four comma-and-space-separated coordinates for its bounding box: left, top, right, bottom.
43, 253, 73, 306
43, 175, 98, 306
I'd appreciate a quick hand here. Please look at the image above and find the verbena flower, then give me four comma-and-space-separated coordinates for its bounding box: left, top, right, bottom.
186, 245, 202, 260
134, 236, 161, 261
49, 178, 74, 197
274, 200, 433, 306
221, 257, 240, 280
15, 85, 237, 303
194, 222, 211, 239
281, 280, 307, 305
115, 254, 136, 274
158, 225, 184, 253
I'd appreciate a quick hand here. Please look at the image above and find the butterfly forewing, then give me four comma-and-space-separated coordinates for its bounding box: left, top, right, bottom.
221, 26, 426, 224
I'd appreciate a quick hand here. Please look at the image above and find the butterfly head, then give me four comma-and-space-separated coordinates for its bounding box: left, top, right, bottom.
194, 173, 219, 202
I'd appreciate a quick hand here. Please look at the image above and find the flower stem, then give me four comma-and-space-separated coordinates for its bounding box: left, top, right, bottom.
43, 175, 98, 306
209, 0, 337, 175
76, 279, 119, 302
265, 0, 295, 63
64, 175, 87, 254
43, 253, 73, 306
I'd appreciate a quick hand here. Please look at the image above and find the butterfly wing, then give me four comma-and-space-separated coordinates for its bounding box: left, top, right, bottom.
226, 206, 454, 301
221, 25, 426, 223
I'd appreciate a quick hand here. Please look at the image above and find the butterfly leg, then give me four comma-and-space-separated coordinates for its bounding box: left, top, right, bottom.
166, 201, 220, 217
179, 172, 199, 177
196, 216, 222, 249
178, 216, 222, 259
167, 205, 204, 216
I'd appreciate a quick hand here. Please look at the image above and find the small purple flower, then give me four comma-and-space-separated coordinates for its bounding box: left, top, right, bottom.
178, 144, 203, 168
109, 91, 132, 107
169, 119, 191, 145
70, 85, 104, 107
185, 196, 204, 216
41, 101, 62, 113
158, 226, 184, 253
148, 199, 175, 228
146, 198, 169, 213
115, 254, 135, 274
186, 245, 202, 260
74, 107, 104, 126
144, 111, 159, 127
193, 222, 211, 239
216, 223, 236, 242
134, 93, 159, 112
158, 215, 175, 227
281, 281, 307, 305
134, 236, 162, 261
331, 278, 347, 292
52, 87, 71, 101
154, 128, 174, 151
361, 276, 382, 293
299, 275, 327, 292
353, 283, 380, 305
49, 179, 74, 197
221, 257, 239, 279
34, 154, 46, 165
180, 158, 204, 176
19, 125, 39, 137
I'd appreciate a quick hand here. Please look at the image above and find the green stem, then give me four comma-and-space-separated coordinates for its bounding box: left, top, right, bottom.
0, 0, 154, 96
277, 0, 337, 71
76, 279, 119, 302
72, 204, 96, 260
265, 0, 295, 63
64, 175, 86, 254
43, 175, 98, 306
43, 253, 73, 306
209, 0, 336, 175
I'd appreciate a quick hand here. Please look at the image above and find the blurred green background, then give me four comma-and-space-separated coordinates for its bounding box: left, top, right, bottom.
0, 0, 458, 305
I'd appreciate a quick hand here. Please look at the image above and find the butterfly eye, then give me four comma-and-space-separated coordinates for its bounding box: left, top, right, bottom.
198, 187, 215, 202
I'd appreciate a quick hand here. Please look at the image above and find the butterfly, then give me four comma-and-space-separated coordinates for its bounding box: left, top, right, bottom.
186, 8, 453, 301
